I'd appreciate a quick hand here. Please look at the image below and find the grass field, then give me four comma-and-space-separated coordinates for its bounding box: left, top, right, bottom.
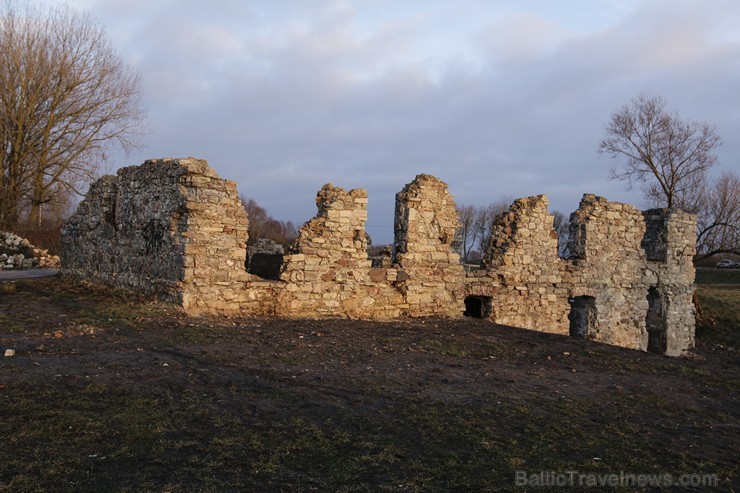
0, 272, 738, 492
695, 267, 740, 348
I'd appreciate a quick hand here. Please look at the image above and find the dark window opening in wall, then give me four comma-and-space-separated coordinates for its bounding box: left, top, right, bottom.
646, 287, 667, 354
102, 190, 117, 238
569, 296, 596, 338
246, 253, 283, 279
246, 239, 285, 280
642, 211, 668, 262
464, 296, 492, 318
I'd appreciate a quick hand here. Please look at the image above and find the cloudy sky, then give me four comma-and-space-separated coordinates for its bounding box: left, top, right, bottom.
38, 0, 740, 243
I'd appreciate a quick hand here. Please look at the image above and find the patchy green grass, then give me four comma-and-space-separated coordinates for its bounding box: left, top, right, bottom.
4, 382, 731, 492
695, 267, 740, 349
695, 266, 740, 286
1, 277, 738, 492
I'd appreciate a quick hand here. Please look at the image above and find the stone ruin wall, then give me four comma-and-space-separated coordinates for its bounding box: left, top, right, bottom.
393, 175, 465, 317
62, 158, 697, 356
278, 184, 406, 319
565, 196, 696, 355
467, 195, 567, 333
62, 158, 251, 310
465, 194, 695, 356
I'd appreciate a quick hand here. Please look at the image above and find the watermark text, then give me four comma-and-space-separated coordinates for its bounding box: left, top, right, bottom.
515, 470, 718, 488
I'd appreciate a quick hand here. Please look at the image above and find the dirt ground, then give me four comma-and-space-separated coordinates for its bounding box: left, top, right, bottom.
0, 276, 738, 492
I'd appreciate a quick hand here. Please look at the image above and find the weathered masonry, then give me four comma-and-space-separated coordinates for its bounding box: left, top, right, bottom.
62, 158, 697, 356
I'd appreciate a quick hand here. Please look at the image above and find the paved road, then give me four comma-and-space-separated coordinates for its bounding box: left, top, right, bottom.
0, 269, 59, 281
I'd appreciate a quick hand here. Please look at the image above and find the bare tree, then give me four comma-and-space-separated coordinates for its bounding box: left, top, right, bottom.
242, 197, 269, 242
695, 170, 739, 260
0, 1, 144, 230
455, 204, 476, 261
241, 196, 298, 249
551, 210, 570, 257
472, 197, 512, 256
598, 93, 721, 210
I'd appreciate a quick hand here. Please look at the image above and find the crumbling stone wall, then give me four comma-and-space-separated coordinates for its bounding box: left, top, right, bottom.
62, 158, 250, 311
565, 196, 695, 355
565, 195, 653, 349
62, 176, 120, 282
62, 158, 696, 356
466, 193, 695, 356
640, 208, 696, 355
278, 184, 404, 318
393, 175, 465, 317
466, 195, 569, 332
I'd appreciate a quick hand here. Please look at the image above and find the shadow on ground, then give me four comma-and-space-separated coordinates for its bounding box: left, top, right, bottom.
0, 277, 737, 492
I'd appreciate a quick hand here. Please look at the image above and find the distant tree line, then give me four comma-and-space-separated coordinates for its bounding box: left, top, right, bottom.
241, 197, 298, 249
455, 198, 569, 263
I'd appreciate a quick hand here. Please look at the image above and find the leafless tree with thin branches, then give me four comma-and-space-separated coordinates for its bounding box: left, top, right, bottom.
551, 210, 570, 258
454, 197, 513, 261
598, 93, 721, 210
599, 94, 739, 261
241, 196, 298, 249
0, 1, 145, 230
454, 204, 476, 261
693, 171, 739, 260
472, 197, 513, 256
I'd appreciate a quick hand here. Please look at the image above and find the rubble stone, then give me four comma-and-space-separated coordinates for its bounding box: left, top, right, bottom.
0, 232, 60, 270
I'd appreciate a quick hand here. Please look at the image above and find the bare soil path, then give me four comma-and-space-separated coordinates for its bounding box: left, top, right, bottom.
0, 268, 59, 281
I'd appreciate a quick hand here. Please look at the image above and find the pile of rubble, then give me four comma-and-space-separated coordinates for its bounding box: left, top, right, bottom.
0, 232, 60, 270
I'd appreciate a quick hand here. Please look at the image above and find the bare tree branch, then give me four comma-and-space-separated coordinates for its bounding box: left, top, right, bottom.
0, 1, 145, 229
472, 197, 512, 259
694, 171, 739, 261
241, 196, 298, 249
551, 210, 570, 257
599, 94, 737, 261
454, 204, 476, 261
454, 199, 513, 262
598, 93, 721, 210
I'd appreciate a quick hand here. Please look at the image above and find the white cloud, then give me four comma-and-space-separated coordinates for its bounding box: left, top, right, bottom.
476, 13, 568, 63
31, 0, 740, 243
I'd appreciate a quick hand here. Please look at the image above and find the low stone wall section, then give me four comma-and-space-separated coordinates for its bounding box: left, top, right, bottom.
278, 184, 405, 319
471, 194, 568, 333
